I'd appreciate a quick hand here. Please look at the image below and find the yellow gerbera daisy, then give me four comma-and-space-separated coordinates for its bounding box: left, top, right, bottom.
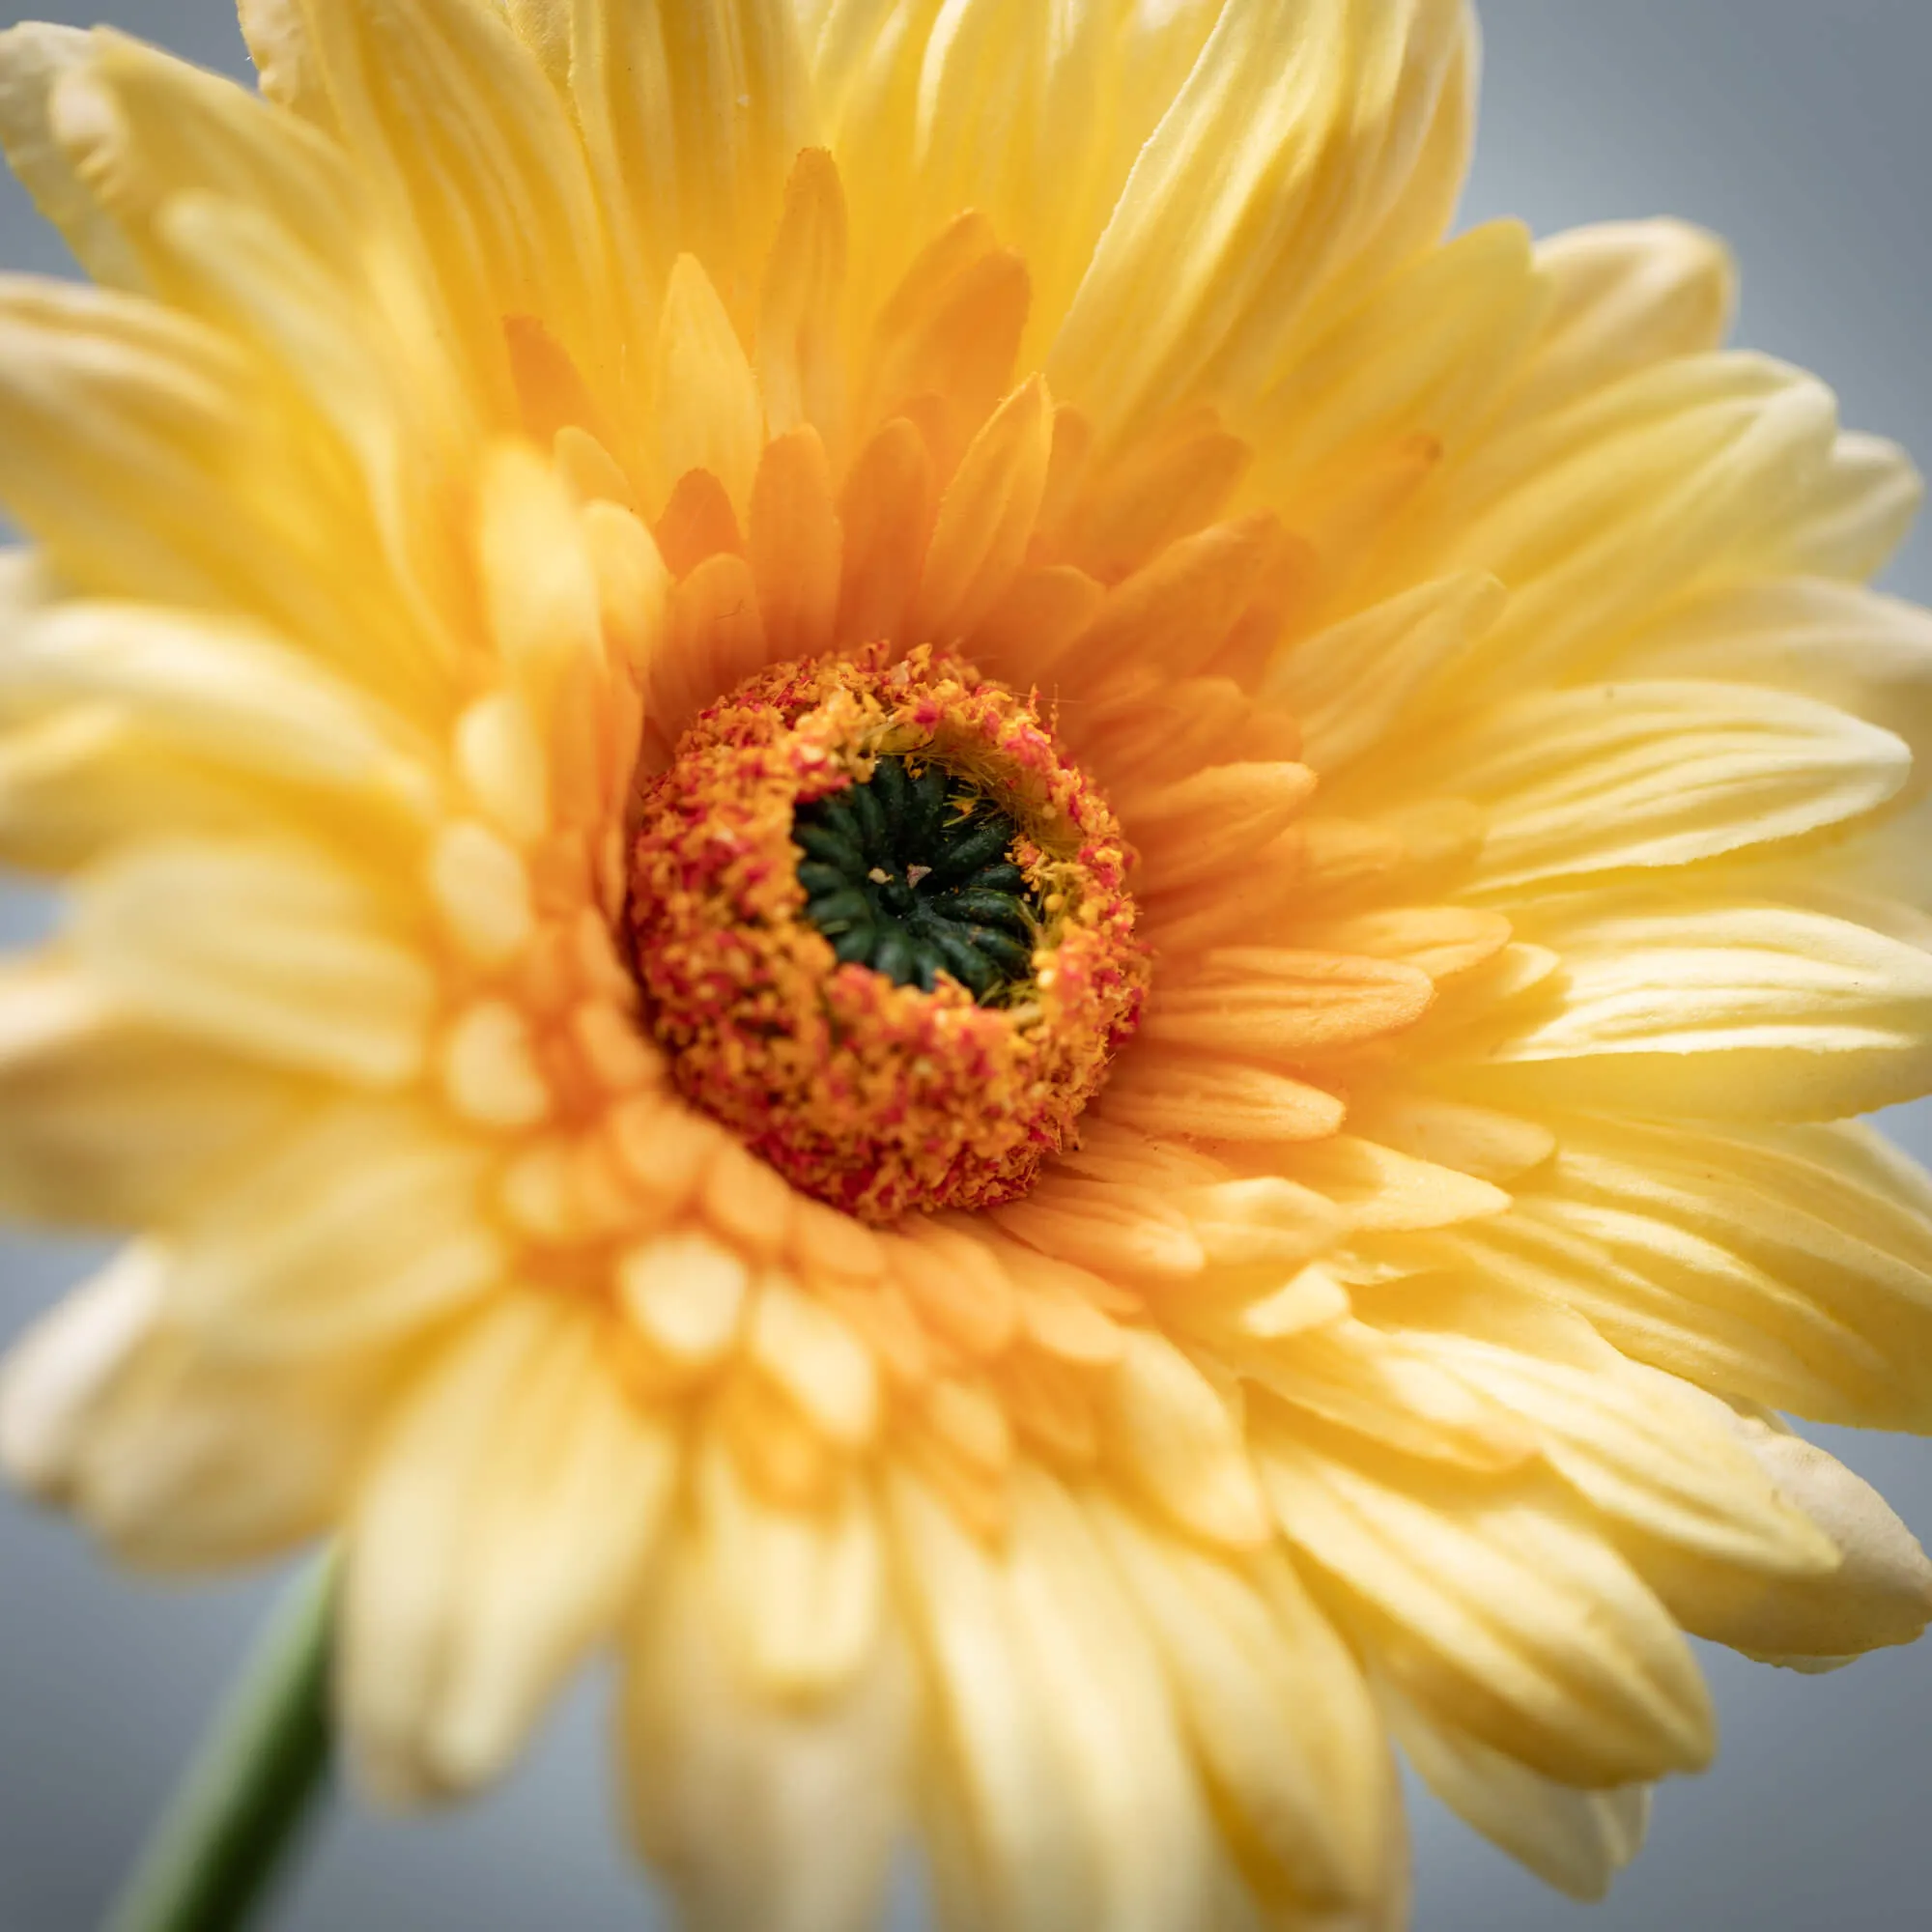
3, 1, 1931, 1925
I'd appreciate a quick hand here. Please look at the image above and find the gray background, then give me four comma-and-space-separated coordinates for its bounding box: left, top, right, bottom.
3, 2, 1931, 1926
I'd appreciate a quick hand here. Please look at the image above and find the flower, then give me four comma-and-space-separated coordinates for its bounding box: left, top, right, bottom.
3, 0, 1932, 1923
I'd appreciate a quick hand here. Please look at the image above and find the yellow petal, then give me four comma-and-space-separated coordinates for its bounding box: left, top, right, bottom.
282, 0, 612, 412
996, 1179, 1207, 1287
1090, 1496, 1390, 1908
2, 1242, 390, 1569
1049, 0, 1472, 435
912, 374, 1052, 642
1264, 571, 1505, 774
425, 821, 534, 969
748, 424, 842, 661
891, 1463, 1221, 1932
0, 959, 302, 1229
1410, 353, 1840, 692
1105, 1328, 1272, 1548
1096, 1050, 1346, 1148
1484, 1115, 1932, 1430
1400, 1317, 1834, 1575
1250, 220, 1542, 497
1341, 1093, 1553, 1182
1242, 1316, 1535, 1471
1755, 428, 1923, 582
1148, 947, 1433, 1065
1435, 679, 1909, 889
439, 999, 551, 1131
1712, 1419, 1932, 1664
0, 602, 440, 823
1125, 763, 1320, 895
756, 147, 849, 447
1381, 1683, 1649, 1902
748, 1269, 880, 1446
618, 1228, 750, 1372
622, 1532, 912, 1932
0, 23, 142, 286
652, 253, 765, 513
1615, 576, 1932, 781
698, 1433, 882, 1696
1282, 1135, 1509, 1233
344, 1293, 676, 1801
1471, 896, 1932, 1119
1498, 217, 1734, 432
477, 440, 607, 697
569, 0, 812, 326
0, 1240, 161, 1501
1258, 1423, 1714, 1786
168, 1099, 502, 1355
238, 0, 341, 134
70, 837, 439, 1087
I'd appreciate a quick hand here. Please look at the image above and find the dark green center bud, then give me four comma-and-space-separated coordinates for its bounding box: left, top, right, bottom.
792, 755, 1039, 1002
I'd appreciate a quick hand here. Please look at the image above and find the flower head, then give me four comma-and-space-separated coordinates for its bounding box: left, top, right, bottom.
3, 1, 1932, 1924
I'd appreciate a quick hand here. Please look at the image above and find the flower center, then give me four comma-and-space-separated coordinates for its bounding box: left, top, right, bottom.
794, 756, 1038, 1001
626, 647, 1150, 1222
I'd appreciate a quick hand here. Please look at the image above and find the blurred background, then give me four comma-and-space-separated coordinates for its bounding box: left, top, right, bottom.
3, 1, 1932, 1926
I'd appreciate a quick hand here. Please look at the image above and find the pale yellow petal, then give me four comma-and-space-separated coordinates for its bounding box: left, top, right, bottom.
2, 1244, 392, 1569
1630, 1415, 1932, 1671
0, 1240, 161, 1501
696, 1435, 882, 1697
1397, 354, 1840, 692
344, 1293, 677, 1801
259, 0, 613, 415
70, 837, 440, 1087
1382, 1684, 1649, 1902
894, 1463, 1222, 1932
623, 1533, 913, 1932
1496, 218, 1734, 432
0, 602, 441, 825
1050, 0, 1472, 435
1465, 1115, 1932, 1431
167, 1098, 501, 1356
1091, 1496, 1390, 1910
1258, 1423, 1714, 1786
1613, 575, 1932, 783
1756, 430, 1922, 582
1105, 1328, 1272, 1548
1381, 1303, 1834, 1575
1433, 679, 1909, 889
1722, 1420, 1932, 1664
810, 0, 1222, 355
1249, 220, 1543, 501
0, 959, 304, 1230
1263, 571, 1504, 775
0, 276, 449, 710
570, 0, 812, 332
1470, 897, 1932, 1120
0, 23, 143, 286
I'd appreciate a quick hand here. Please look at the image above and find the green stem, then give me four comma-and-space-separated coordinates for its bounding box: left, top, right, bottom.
107, 1558, 338, 1932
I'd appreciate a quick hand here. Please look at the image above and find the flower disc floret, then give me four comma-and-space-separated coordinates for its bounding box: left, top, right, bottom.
627, 646, 1149, 1221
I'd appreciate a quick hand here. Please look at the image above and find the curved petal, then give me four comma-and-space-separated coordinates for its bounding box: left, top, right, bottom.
621, 1500, 912, 1932
1049, 0, 1473, 436
342, 1293, 678, 1803
1258, 1420, 1715, 1786
1464, 897, 1932, 1120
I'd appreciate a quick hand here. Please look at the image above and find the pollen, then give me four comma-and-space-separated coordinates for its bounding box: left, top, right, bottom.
626, 646, 1150, 1222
